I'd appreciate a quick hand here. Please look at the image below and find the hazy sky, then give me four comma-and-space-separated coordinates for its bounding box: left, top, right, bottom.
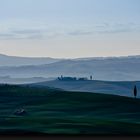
0, 0, 140, 58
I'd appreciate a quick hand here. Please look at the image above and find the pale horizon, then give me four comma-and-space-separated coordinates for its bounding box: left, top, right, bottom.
1, 52, 140, 59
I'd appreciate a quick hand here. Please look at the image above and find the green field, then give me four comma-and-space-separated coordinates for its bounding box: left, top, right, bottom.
0, 84, 140, 135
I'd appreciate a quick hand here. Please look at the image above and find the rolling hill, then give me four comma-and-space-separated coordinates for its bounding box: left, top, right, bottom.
0, 76, 54, 84
0, 54, 62, 66
0, 84, 140, 135
32, 80, 140, 98
0, 55, 140, 80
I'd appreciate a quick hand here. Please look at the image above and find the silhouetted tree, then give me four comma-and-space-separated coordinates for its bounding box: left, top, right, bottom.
90, 75, 92, 80
134, 85, 137, 99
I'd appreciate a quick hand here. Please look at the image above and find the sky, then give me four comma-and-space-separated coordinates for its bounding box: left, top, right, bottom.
0, 0, 140, 58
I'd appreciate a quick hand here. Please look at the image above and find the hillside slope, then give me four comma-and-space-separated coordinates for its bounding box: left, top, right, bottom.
32, 80, 140, 97
0, 85, 140, 135
0, 54, 61, 66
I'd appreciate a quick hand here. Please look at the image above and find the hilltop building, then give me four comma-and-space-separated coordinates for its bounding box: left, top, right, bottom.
57, 76, 91, 81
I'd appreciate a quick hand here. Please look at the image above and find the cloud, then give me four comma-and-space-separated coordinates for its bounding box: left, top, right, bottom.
12, 29, 42, 34
67, 23, 140, 36
97, 28, 132, 34
0, 33, 17, 40
0, 33, 14, 37
0, 28, 45, 40
68, 30, 93, 36
0, 22, 139, 40
97, 23, 140, 34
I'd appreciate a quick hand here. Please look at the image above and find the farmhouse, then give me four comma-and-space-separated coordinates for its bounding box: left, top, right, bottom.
57, 76, 91, 81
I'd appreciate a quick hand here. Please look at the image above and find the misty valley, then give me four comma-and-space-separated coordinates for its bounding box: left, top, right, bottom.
0, 54, 140, 135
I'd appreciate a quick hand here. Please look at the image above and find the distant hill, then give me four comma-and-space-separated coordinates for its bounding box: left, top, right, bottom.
0, 54, 140, 80
0, 54, 62, 66
32, 80, 140, 98
0, 76, 54, 84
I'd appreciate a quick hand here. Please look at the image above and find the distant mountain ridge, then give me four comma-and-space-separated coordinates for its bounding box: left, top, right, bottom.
0, 54, 140, 81
1, 53, 140, 67
0, 54, 62, 66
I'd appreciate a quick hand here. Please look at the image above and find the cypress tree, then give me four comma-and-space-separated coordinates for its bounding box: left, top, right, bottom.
134, 85, 137, 99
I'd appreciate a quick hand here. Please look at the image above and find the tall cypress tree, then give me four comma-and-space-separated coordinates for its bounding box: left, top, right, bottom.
134, 85, 137, 99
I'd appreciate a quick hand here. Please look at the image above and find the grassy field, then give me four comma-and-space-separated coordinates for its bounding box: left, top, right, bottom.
0, 84, 140, 135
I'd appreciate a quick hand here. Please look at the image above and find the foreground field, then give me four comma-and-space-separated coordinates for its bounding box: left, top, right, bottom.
0, 85, 140, 135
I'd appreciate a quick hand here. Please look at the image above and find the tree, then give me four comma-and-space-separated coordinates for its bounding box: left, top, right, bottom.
134, 85, 137, 99
90, 75, 93, 80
